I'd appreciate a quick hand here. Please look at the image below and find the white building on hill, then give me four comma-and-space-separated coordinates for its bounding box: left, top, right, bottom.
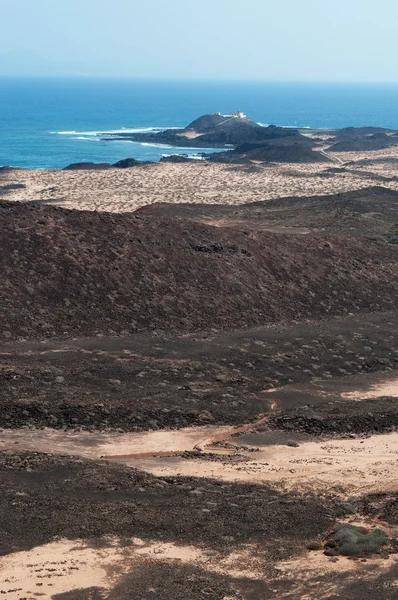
215, 111, 247, 119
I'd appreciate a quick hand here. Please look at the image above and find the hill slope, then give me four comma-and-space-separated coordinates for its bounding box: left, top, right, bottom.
1, 200, 397, 341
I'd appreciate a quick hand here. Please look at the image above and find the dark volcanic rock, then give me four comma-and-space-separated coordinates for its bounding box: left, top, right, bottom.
186, 113, 232, 132
334, 127, 396, 139
1, 310, 397, 431
101, 113, 310, 152
113, 158, 144, 168
269, 397, 398, 436
0, 166, 23, 174
0, 199, 397, 341
143, 186, 398, 241
211, 140, 330, 164
0, 450, 335, 556
64, 162, 113, 171
328, 128, 398, 152
160, 155, 192, 163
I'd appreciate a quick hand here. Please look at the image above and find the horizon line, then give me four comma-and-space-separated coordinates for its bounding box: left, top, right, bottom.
1, 75, 398, 85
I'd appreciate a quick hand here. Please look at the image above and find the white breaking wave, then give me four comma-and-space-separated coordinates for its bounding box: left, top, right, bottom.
141, 142, 175, 149
141, 142, 218, 151
72, 136, 100, 141
161, 154, 206, 161
52, 126, 180, 136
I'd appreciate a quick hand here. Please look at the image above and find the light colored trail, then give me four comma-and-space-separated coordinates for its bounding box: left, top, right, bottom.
125, 432, 398, 496
342, 377, 398, 400
1, 424, 397, 495
0, 424, 235, 460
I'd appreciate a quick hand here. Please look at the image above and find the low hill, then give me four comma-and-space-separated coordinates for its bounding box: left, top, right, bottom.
333, 127, 396, 139
327, 127, 398, 152
102, 113, 310, 150
185, 113, 244, 132
210, 139, 330, 163
1, 199, 397, 341
329, 133, 398, 152
137, 186, 398, 241
195, 119, 272, 145
198, 123, 307, 146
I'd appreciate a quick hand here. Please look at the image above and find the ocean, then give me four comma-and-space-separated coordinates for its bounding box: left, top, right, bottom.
1, 78, 398, 169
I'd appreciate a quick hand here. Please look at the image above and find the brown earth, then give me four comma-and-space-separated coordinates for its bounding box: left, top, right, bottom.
136, 185, 398, 241
1, 198, 397, 342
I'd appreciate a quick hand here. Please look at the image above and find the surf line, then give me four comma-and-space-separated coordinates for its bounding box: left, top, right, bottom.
101, 414, 269, 460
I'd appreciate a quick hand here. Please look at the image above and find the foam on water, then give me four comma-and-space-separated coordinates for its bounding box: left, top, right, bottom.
54, 126, 180, 136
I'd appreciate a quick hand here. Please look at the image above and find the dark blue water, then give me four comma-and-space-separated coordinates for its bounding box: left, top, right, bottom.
1, 78, 398, 169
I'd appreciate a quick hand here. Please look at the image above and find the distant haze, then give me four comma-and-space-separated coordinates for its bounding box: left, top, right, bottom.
1, 0, 398, 81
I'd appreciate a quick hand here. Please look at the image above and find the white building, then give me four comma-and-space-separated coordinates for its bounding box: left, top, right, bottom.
214, 111, 247, 119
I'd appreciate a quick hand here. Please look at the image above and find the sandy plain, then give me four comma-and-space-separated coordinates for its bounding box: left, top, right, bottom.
1, 146, 398, 212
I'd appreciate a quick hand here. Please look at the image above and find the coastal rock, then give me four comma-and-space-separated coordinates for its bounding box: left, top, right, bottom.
113, 158, 150, 168
64, 162, 113, 170
211, 139, 330, 164
159, 155, 192, 163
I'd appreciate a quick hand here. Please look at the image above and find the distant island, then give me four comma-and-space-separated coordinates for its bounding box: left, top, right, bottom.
57, 113, 398, 170
102, 111, 306, 148
100, 112, 398, 165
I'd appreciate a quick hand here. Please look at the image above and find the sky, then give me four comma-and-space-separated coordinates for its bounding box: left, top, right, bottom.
1, 0, 397, 81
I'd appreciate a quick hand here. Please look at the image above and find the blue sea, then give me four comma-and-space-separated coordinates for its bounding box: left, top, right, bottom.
1, 78, 398, 169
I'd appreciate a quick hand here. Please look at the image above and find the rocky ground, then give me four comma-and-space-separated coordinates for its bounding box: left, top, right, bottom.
1, 193, 398, 341
0, 158, 398, 598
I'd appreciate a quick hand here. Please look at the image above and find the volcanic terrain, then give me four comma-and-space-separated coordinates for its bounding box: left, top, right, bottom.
0, 149, 398, 599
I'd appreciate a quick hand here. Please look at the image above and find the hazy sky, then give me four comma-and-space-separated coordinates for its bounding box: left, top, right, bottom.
1, 0, 397, 81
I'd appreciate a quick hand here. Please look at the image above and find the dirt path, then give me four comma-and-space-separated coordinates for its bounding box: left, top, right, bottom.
1, 425, 397, 496
114, 431, 398, 496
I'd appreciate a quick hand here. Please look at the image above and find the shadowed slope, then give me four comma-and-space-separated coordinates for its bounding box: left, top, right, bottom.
1, 199, 397, 341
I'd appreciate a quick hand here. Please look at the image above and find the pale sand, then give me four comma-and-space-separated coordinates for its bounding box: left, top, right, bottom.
276, 539, 398, 600
129, 432, 398, 496
0, 538, 205, 600
0, 424, 235, 460
2, 147, 398, 213
1, 425, 397, 495
264, 372, 398, 405
342, 378, 398, 400
2, 528, 397, 600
